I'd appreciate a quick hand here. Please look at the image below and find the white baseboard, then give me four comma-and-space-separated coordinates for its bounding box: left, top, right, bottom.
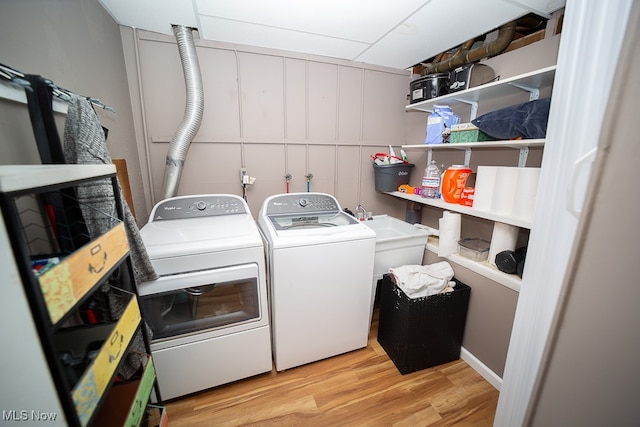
460, 347, 502, 390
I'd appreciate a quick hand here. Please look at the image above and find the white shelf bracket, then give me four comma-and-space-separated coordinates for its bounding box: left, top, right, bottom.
518, 146, 529, 167
427, 148, 433, 165
510, 83, 540, 101
452, 98, 479, 120
464, 148, 472, 166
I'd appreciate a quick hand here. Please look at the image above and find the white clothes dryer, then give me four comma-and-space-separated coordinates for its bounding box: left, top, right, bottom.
138, 194, 272, 400
258, 192, 376, 371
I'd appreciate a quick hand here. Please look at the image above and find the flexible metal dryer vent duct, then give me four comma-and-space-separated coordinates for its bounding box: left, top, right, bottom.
421, 21, 517, 75
161, 25, 204, 199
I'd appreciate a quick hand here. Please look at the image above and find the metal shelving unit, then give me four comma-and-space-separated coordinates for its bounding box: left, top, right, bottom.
405, 65, 556, 118
389, 66, 556, 289
0, 165, 164, 427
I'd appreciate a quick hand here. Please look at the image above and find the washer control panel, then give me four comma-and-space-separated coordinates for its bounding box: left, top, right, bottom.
264, 193, 340, 215
149, 195, 247, 221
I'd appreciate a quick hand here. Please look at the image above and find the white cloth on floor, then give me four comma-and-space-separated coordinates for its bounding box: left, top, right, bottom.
389, 262, 455, 298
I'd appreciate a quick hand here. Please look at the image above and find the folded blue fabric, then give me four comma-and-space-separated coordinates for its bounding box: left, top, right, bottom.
471, 97, 551, 140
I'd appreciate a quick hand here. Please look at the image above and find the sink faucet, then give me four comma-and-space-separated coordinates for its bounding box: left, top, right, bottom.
355, 204, 368, 221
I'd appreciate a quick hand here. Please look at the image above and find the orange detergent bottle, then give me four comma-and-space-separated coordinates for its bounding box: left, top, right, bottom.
441, 165, 472, 204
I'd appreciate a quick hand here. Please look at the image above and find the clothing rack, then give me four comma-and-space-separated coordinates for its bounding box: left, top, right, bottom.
0, 62, 114, 112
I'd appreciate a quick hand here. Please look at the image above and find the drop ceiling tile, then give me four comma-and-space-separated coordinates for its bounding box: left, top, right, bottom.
354, 0, 529, 69
98, 0, 197, 35
98, 0, 566, 70
507, 0, 566, 17
195, 0, 429, 43
198, 15, 370, 60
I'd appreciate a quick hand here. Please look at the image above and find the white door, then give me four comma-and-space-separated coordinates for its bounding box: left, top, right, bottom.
495, 0, 636, 425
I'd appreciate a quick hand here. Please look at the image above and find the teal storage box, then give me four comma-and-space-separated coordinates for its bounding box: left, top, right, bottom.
450, 123, 496, 143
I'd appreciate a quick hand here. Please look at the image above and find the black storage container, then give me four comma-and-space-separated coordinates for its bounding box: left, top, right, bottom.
448, 63, 495, 93
377, 274, 471, 375
409, 73, 449, 103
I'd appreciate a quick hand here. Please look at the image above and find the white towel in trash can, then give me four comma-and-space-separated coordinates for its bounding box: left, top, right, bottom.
389, 262, 455, 298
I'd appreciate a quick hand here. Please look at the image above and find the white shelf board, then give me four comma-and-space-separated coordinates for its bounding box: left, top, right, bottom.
406, 65, 556, 113
402, 139, 545, 150
387, 191, 532, 229
0, 165, 116, 193
426, 238, 521, 293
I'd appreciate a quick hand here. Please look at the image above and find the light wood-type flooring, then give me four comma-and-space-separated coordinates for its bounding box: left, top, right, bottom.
164, 309, 499, 426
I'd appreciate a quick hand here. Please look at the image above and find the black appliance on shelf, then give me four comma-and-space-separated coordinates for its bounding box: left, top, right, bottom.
448, 63, 496, 93
409, 72, 449, 103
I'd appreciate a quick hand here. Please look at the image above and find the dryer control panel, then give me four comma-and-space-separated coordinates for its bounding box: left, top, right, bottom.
149, 195, 247, 221
263, 193, 340, 215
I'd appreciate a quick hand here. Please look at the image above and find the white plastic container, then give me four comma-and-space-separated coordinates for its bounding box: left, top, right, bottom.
458, 237, 490, 262
364, 215, 430, 278
363, 215, 430, 325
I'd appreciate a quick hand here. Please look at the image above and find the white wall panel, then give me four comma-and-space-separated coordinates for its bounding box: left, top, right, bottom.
362, 70, 408, 144
338, 66, 364, 143
177, 143, 243, 196
198, 48, 242, 139
138, 39, 185, 139
307, 62, 338, 141
148, 142, 169, 201
243, 143, 286, 214
284, 58, 307, 140
335, 145, 361, 209
238, 53, 285, 140
285, 144, 307, 194
307, 145, 336, 195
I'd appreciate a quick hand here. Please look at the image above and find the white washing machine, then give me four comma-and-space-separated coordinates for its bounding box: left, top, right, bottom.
138, 194, 272, 400
258, 192, 376, 371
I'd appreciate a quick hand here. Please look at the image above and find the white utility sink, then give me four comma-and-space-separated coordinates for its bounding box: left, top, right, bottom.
362, 215, 430, 280
362, 215, 430, 325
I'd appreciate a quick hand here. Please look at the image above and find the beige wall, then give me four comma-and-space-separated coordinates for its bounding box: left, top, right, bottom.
121, 29, 412, 219
122, 29, 558, 221
0, 0, 148, 224
1, 0, 560, 383
0, 0, 560, 225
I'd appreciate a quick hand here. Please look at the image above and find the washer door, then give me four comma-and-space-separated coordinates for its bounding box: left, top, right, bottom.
138, 264, 261, 342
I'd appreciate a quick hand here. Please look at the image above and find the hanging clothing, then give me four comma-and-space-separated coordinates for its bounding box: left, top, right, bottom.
62, 94, 158, 285
24, 75, 65, 163
24, 75, 90, 253
63, 95, 158, 380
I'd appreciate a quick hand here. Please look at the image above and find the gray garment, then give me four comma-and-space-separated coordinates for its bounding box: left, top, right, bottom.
63, 95, 157, 379
62, 95, 157, 284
